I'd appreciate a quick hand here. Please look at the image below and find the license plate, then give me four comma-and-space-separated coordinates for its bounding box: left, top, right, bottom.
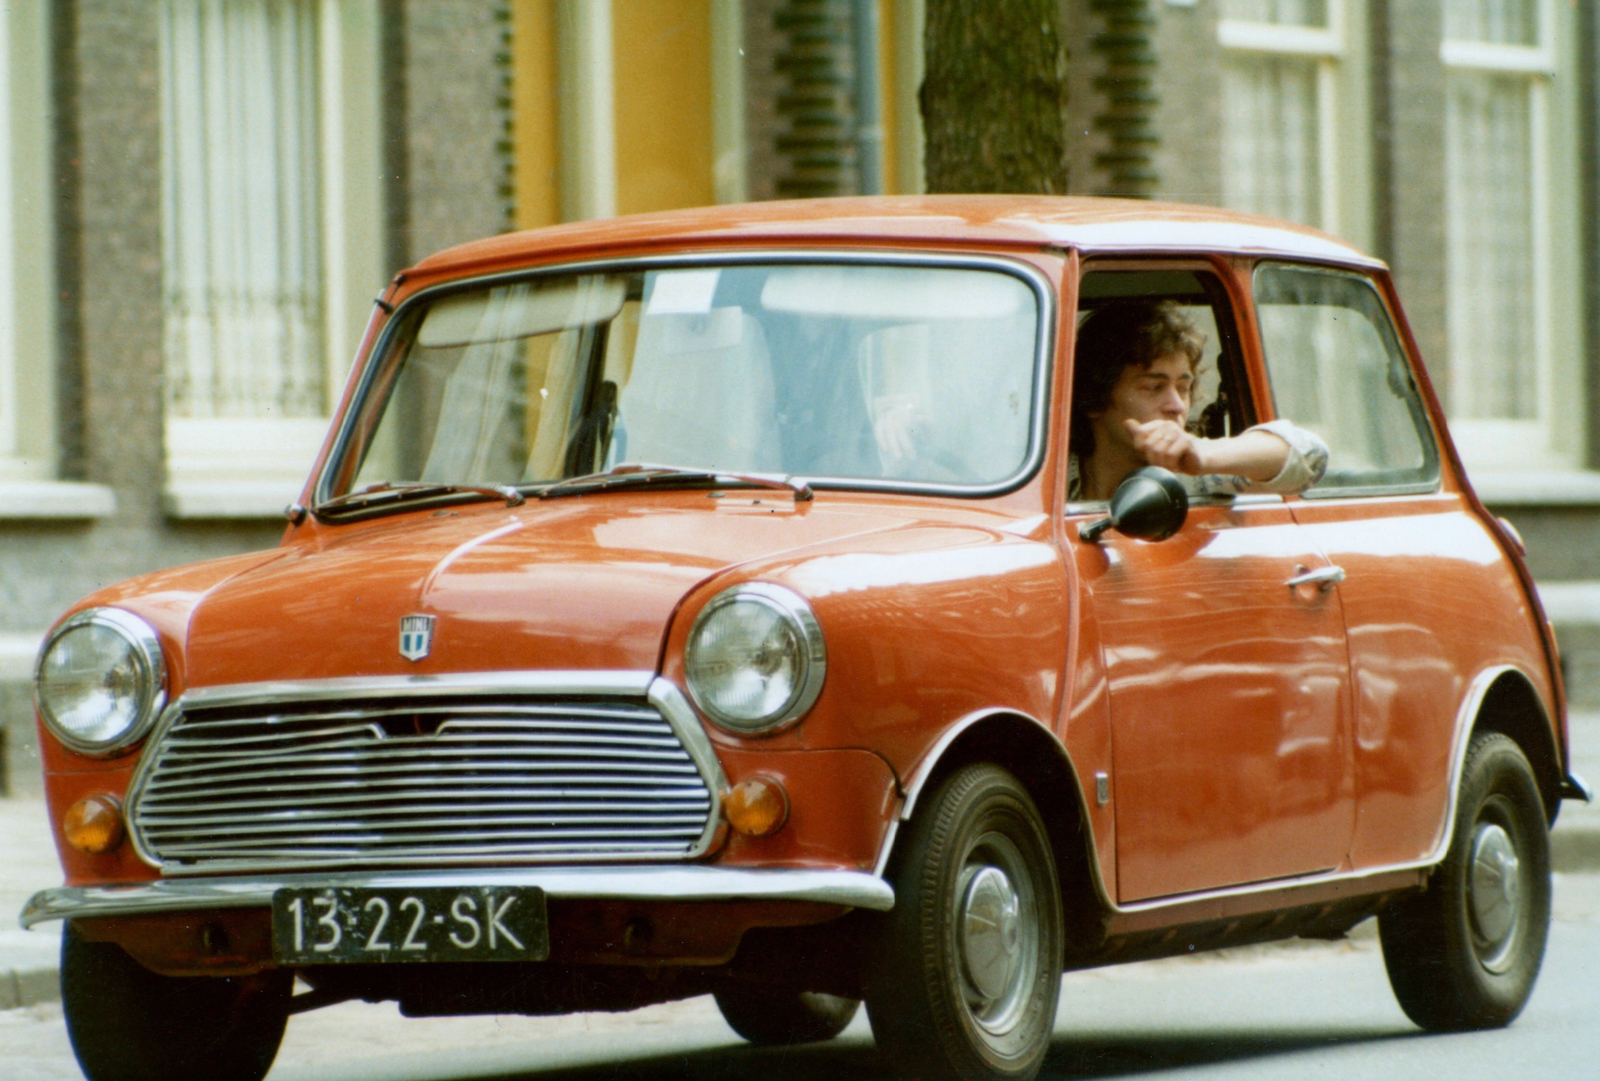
272, 886, 549, 964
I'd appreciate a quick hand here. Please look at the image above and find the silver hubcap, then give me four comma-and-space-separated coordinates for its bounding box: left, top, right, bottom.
955, 835, 1039, 1035
1468, 821, 1521, 973
960, 866, 1022, 1001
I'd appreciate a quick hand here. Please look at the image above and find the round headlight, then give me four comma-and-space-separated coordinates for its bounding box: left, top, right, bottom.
34, 608, 166, 756
684, 583, 825, 735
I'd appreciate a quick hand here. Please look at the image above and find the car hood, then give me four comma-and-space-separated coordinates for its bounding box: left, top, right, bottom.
179, 495, 915, 689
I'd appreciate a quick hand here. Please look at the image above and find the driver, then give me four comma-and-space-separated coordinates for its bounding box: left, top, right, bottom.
1069, 299, 1328, 502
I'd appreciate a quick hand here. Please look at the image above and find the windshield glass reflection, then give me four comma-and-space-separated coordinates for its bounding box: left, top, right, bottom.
337, 263, 1041, 496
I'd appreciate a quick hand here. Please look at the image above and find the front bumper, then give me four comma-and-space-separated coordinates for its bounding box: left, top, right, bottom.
21, 865, 895, 929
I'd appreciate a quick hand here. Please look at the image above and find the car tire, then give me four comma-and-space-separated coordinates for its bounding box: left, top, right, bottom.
1378, 732, 1551, 1031
61, 921, 292, 1081
864, 763, 1063, 1081
714, 987, 861, 1044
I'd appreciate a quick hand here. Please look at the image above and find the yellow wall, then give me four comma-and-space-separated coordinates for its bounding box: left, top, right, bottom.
879, 0, 899, 194
510, 0, 560, 229
611, 0, 715, 215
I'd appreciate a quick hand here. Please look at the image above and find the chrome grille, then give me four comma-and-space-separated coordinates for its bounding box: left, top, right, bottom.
128, 696, 717, 873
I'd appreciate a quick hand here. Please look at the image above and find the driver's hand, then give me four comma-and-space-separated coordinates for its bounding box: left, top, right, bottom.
873, 396, 924, 467
1125, 418, 1204, 475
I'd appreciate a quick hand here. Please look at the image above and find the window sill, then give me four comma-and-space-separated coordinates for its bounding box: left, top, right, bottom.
163, 482, 301, 520
1472, 472, 1600, 507
0, 481, 116, 519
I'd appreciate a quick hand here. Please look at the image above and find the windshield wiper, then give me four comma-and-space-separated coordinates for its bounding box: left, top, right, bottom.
537, 463, 813, 502
316, 481, 526, 517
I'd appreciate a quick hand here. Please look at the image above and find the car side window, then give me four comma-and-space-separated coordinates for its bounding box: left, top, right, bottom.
1253, 263, 1440, 496
1076, 268, 1256, 443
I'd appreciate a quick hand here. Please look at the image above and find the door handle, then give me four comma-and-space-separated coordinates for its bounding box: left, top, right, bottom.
1285, 565, 1345, 592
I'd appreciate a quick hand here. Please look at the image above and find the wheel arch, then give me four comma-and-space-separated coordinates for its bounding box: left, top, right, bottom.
1470, 667, 1563, 824
881, 710, 1109, 946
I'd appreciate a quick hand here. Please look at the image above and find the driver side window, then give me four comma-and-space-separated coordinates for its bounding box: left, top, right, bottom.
1071, 267, 1258, 502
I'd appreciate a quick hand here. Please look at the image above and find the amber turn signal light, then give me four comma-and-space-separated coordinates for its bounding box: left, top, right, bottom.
722, 777, 789, 838
64, 795, 124, 855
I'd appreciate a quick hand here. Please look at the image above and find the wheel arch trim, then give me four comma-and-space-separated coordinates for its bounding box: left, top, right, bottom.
873, 709, 1116, 911
1449, 664, 1569, 831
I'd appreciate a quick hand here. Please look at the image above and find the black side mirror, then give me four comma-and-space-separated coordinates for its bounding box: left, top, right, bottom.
1079, 467, 1189, 543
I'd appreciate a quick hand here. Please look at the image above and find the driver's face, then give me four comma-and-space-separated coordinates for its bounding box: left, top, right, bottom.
1095, 352, 1194, 445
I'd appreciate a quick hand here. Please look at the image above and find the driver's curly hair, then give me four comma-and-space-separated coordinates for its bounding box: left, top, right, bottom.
1070, 299, 1205, 460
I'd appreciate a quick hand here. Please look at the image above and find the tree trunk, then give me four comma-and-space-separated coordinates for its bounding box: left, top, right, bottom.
921, 0, 1068, 194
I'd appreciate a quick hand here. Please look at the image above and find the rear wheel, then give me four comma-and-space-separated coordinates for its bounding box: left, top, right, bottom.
61, 921, 292, 1081
1379, 732, 1551, 1030
864, 763, 1063, 1081
714, 987, 860, 1044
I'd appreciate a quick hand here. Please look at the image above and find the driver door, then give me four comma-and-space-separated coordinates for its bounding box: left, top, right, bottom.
1071, 265, 1356, 903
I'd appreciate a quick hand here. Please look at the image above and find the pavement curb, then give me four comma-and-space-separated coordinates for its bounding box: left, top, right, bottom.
0, 965, 56, 1009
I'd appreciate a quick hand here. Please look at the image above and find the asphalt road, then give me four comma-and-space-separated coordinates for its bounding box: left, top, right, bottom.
7, 873, 1600, 1081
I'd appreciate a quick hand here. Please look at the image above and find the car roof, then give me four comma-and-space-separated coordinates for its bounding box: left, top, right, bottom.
408, 195, 1382, 280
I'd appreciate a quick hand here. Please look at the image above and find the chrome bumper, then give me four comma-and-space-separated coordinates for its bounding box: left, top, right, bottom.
20, 866, 895, 929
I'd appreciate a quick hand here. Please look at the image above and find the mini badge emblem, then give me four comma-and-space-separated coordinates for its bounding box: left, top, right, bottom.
399, 614, 435, 662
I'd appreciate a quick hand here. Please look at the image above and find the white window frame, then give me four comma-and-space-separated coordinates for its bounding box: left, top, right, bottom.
161, 0, 385, 519
0, 0, 114, 517
1439, 0, 1563, 474
1218, 4, 1345, 235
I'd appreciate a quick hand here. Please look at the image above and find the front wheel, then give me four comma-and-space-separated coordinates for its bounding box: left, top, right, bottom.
1379, 732, 1552, 1030
864, 763, 1063, 1081
61, 921, 292, 1081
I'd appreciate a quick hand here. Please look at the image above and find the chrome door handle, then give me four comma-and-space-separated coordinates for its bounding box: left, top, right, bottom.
1285, 565, 1345, 592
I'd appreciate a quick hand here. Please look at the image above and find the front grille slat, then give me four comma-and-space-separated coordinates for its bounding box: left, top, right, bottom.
150, 742, 696, 775
129, 693, 717, 873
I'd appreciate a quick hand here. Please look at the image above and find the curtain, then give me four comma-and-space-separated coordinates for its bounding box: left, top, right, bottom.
160, 0, 324, 420
1221, 55, 1320, 227
1445, 71, 1535, 420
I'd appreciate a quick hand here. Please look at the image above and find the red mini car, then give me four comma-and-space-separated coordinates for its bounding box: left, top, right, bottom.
23, 197, 1587, 1081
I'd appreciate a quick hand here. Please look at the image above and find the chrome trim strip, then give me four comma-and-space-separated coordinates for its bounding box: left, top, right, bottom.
20, 867, 894, 928
647, 678, 729, 855
314, 250, 1057, 509
176, 670, 656, 710
1064, 493, 1286, 518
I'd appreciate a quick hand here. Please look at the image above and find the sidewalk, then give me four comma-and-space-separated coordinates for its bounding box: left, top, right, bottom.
0, 795, 62, 1009
5, 713, 1600, 1011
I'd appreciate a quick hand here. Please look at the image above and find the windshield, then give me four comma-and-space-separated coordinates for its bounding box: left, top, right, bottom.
327, 261, 1043, 499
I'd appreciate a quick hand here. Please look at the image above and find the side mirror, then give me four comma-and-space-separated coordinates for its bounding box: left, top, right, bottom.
1079, 467, 1189, 543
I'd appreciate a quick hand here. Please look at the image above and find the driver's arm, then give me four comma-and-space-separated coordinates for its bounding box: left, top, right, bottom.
1126, 418, 1329, 495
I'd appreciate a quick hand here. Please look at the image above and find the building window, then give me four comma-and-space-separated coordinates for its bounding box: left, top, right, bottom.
1441, 0, 1559, 468
0, 0, 113, 515
1218, 0, 1343, 232
158, 0, 384, 517
161, 0, 325, 423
